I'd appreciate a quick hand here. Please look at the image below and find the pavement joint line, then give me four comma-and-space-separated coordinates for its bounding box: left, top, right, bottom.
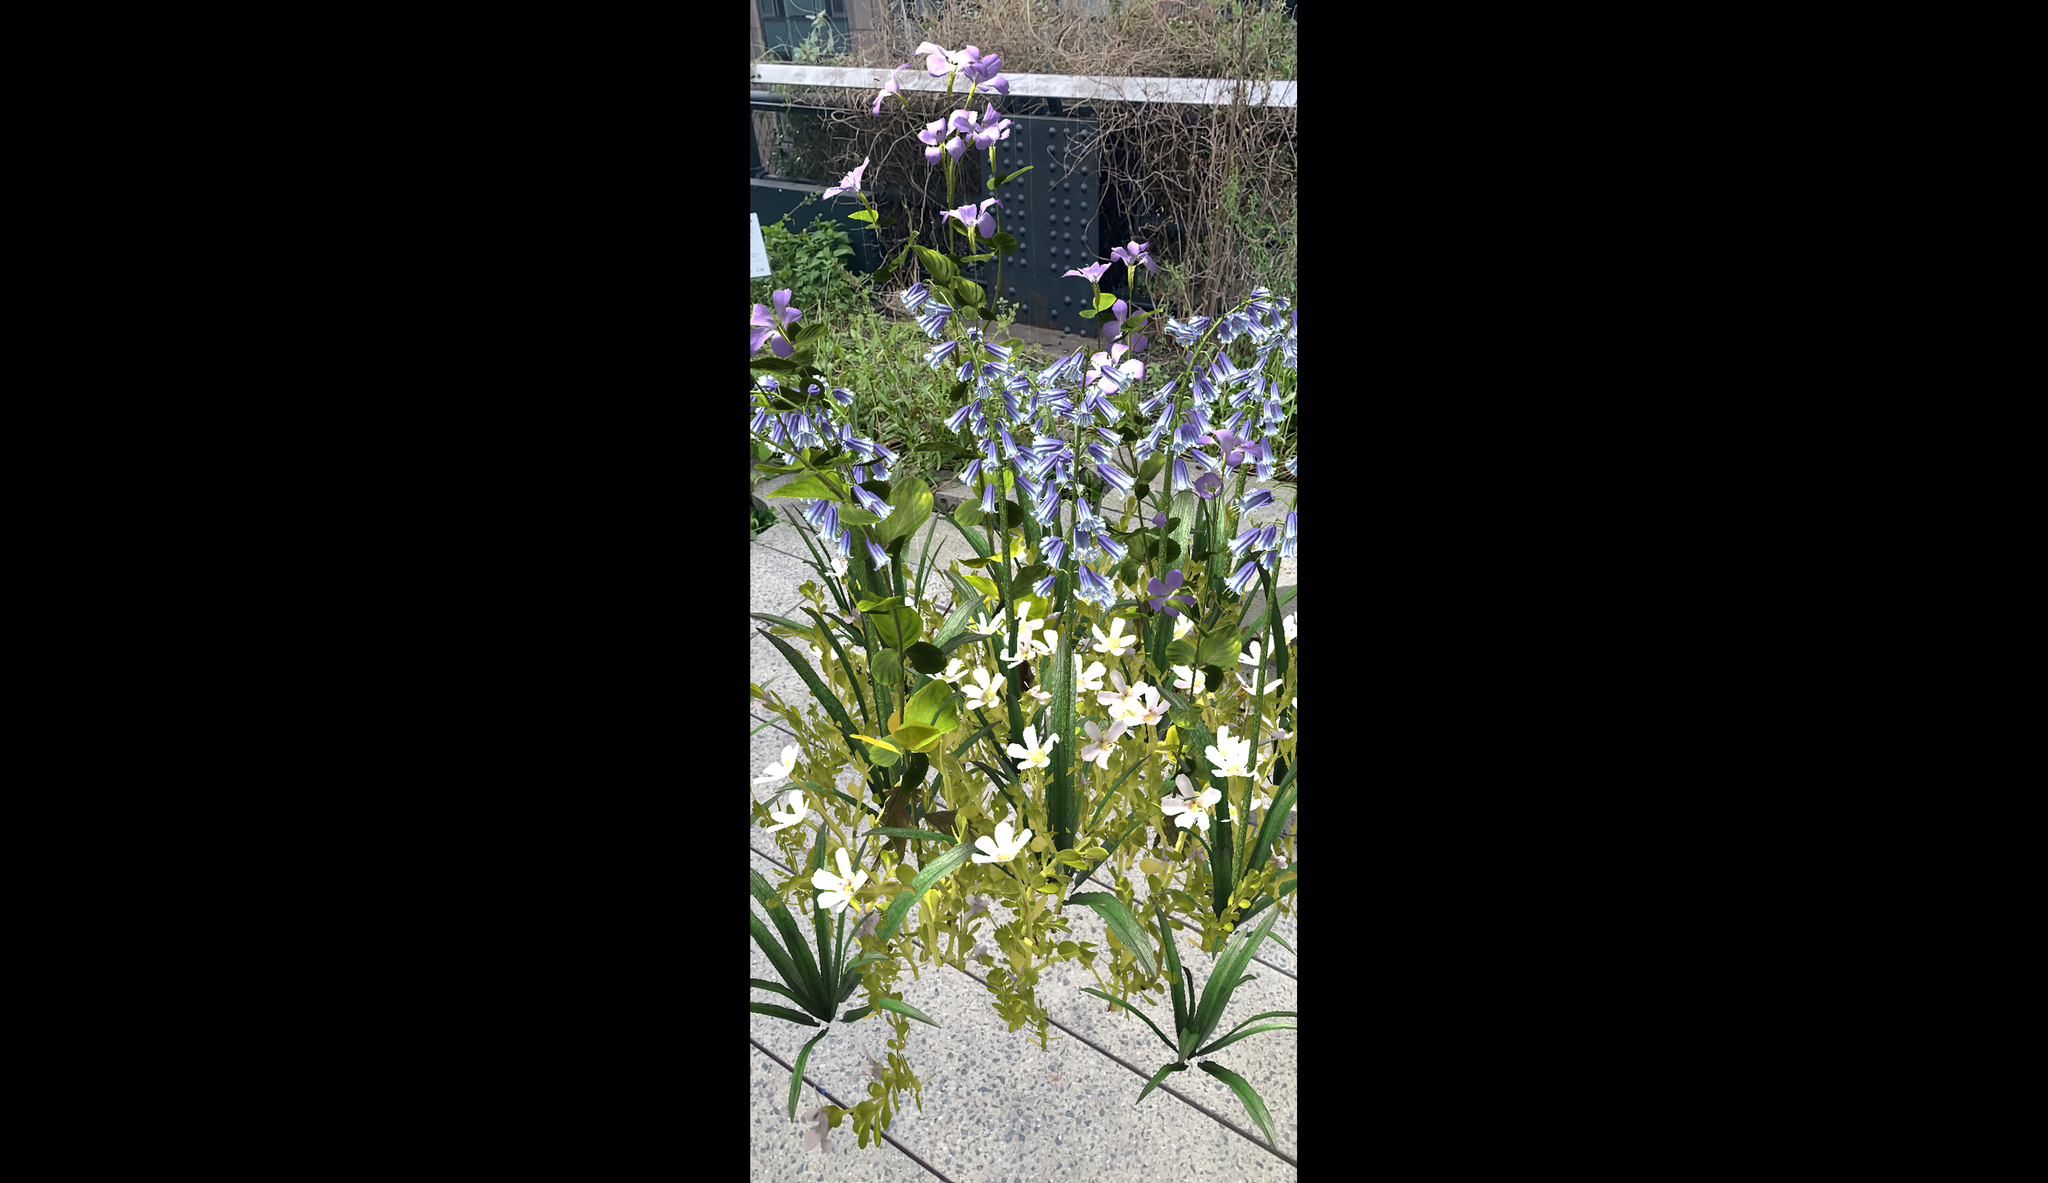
750, 710, 798, 741
750, 1038, 955, 1182
750, 844, 1298, 1168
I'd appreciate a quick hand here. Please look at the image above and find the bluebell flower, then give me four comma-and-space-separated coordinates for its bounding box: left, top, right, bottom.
925, 339, 958, 369
1034, 571, 1059, 597
1227, 523, 1266, 560
1085, 442, 1111, 467
1226, 559, 1261, 596
985, 340, 1012, 362
957, 359, 977, 382
1280, 510, 1296, 560
835, 528, 855, 559
1263, 398, 1286, 430
803, 498, 838, 532
755, 375, 780, 394
1164, 316, 1210, 346
1237, 488, 1275, 515
1041, 535, 1066, 567
1258, 546, 1281, 573
945, 401, 975, 434
1096, 532, 1127, 563
997, 426, 1019, 461
868, 538, 889, 567
830, 387, 856, 406
872, 440, 899, 467
1075, 563, 1116, 610
852, 465, 868, 484
901, 282, 931, 313
871, 461, 892, 482
1244, 287, 1276, 318
961, 458, 984, 483
1073, 496, 1104, 536
1283, 453, 1297, 478
980, 481, 1000, 513
1171, 457, 1191, 493
1097, 462, 1136, 495
1222, 410, 1250, 440
854, 484, 895, 521
918, 300, 955, 339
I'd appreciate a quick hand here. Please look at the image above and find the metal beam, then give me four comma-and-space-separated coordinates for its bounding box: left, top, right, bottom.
751, 63, 1296, 108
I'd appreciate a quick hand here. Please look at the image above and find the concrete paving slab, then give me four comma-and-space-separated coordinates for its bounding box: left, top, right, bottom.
750, 848, 1298, 1181
750, 1042, 943, 1180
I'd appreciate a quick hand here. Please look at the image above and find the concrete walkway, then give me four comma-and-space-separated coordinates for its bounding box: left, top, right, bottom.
750, 471, 1298, 1182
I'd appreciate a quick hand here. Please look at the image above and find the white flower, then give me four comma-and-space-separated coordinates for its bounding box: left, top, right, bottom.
1026, 683, 1051, 705
807, 643, 825, 663
939, 657, 972, 684
1079, 717, 1130, 770
1028, 628, 1059, 659
1074, 660, 1108, 693
1239, 640, 1265, 669
1091, 616, 1139, 658
1161, 774, 1222, 834
1249, 791, 1274, 814
1205, 726, 1254, 779
1172, 613, 1196, 641
1237, 670, 1284, 698
830, 553, 849, 580
1134, 684, 1170, 727
1282, 613, 1296, 644
1171, 664, 1203, 695
801, 1105, 831, 1152
765, 789, 812, 832
963, 667, 1004, 710
753, 744, 800, 785
811, 847, 870, 916
970, 610, 1005, 636
1261, 713, 1291, 743
1099, 671, 1153, 723
972, 819, 1032, 864
1006, 723, 1058, 770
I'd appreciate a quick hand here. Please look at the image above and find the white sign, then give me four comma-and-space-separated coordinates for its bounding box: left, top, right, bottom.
750, 213, 772, 278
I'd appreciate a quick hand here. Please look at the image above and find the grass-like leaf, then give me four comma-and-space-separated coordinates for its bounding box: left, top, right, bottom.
874, 994, 941, 1028
789, 1028, 831, 1120
757, 627, 863, 746
750, 1001, 819, 1028
861, 826, 957, 844
1136, 1059, 1185, 1105
1198, 1060, 1278, 1148
1153, 897, 1191, 1044
749, 911, 809, 1016
1192, 906, 1282, 1046
1067, 892, 1157, 978
1079, 986, 1178, 1055
749, 976, 810, 1010
874, 841, 976, 943
1195, 1021, 1297, 1058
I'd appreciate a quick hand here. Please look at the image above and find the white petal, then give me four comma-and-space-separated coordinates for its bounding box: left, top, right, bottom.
836, 848, 854, 879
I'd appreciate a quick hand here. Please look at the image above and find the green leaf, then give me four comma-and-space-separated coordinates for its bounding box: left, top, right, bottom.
841, 1002, 877, 1022
1077, 307, 1097, 319
749, 357, 798, 373
874, 994, 942, 1028
789, 1027, 831, 1118
904, 641, 947, 675
1195, 1011, 1299, 1057
1047, 603, 1077, 854
1198, 1061, 1278, 1148
872, 475, 934, 547
758, 627, 861, 742
1192, 907, 1283, 1047
992, 231, 1019, 255
749, 912, 807, 1016
1136, 1059, 1186, 1105
750, 976, 810, 1010
1066, 892, 1157, 978
1245, 777, 1297, 877
1153, 897, 1192, 1043
1164, 638, 1198, 667
1194, 629, 1242, 670
750, 867, 825, 1014
848, 209, 879, 223
873, 842, 976, 943
900, 673, 959, 734
770, 471, 851, 502
992, 165, 1034, 187
750, 1001, 820, 1028
1079, 987, 1179, 1055
870, 647, 901, 687
861, 826, 956, 844
836, 502, 884, 527
747, 611, 816, 637
1238, 584, 1299, 646
913, 246, 954, 282
1093, 292, 1120, 311
866, 604, 923, 650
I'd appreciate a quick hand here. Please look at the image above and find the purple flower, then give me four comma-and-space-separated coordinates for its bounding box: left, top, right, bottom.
1151, 510, 1169, 528
942, 198, 1004, 239
1207, 430, 1248, 468
749, 289, 801, 358
1064, 261, 1112, 283
1074, 563, 1116, 611
1226, 558, 1261, 596
822, 156, 869, 200
872, 64, 915, 115
1147, 569, 1195, 617
1193, 472, 1223, 499
1110, 240, 1156, 277
918, 116, 962, 166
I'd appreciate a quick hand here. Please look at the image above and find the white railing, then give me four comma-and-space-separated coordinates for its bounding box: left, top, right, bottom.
751, 62, 1296, 108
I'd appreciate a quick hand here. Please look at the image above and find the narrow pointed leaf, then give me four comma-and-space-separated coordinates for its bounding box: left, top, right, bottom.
749, 912, 806, 1011
758, 628, 861, 745
1196, 1021, 1298, 1058
1135, 1059, 1186, 1105
1198, 1061, 1278, 1148
749, 1001, 819, 1028
752, 871, 825, 1015
1193, 906, 1282, 1045
750, 977, 810, 1010
874, 994, 942, 1028
1153, 897, 1190, 1041
1067, 892, 1157, 978
874, 842, 976, 942
1079, 986, 1179, 1054
861, 826, 956, 844
789, 1028, 831, 1119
